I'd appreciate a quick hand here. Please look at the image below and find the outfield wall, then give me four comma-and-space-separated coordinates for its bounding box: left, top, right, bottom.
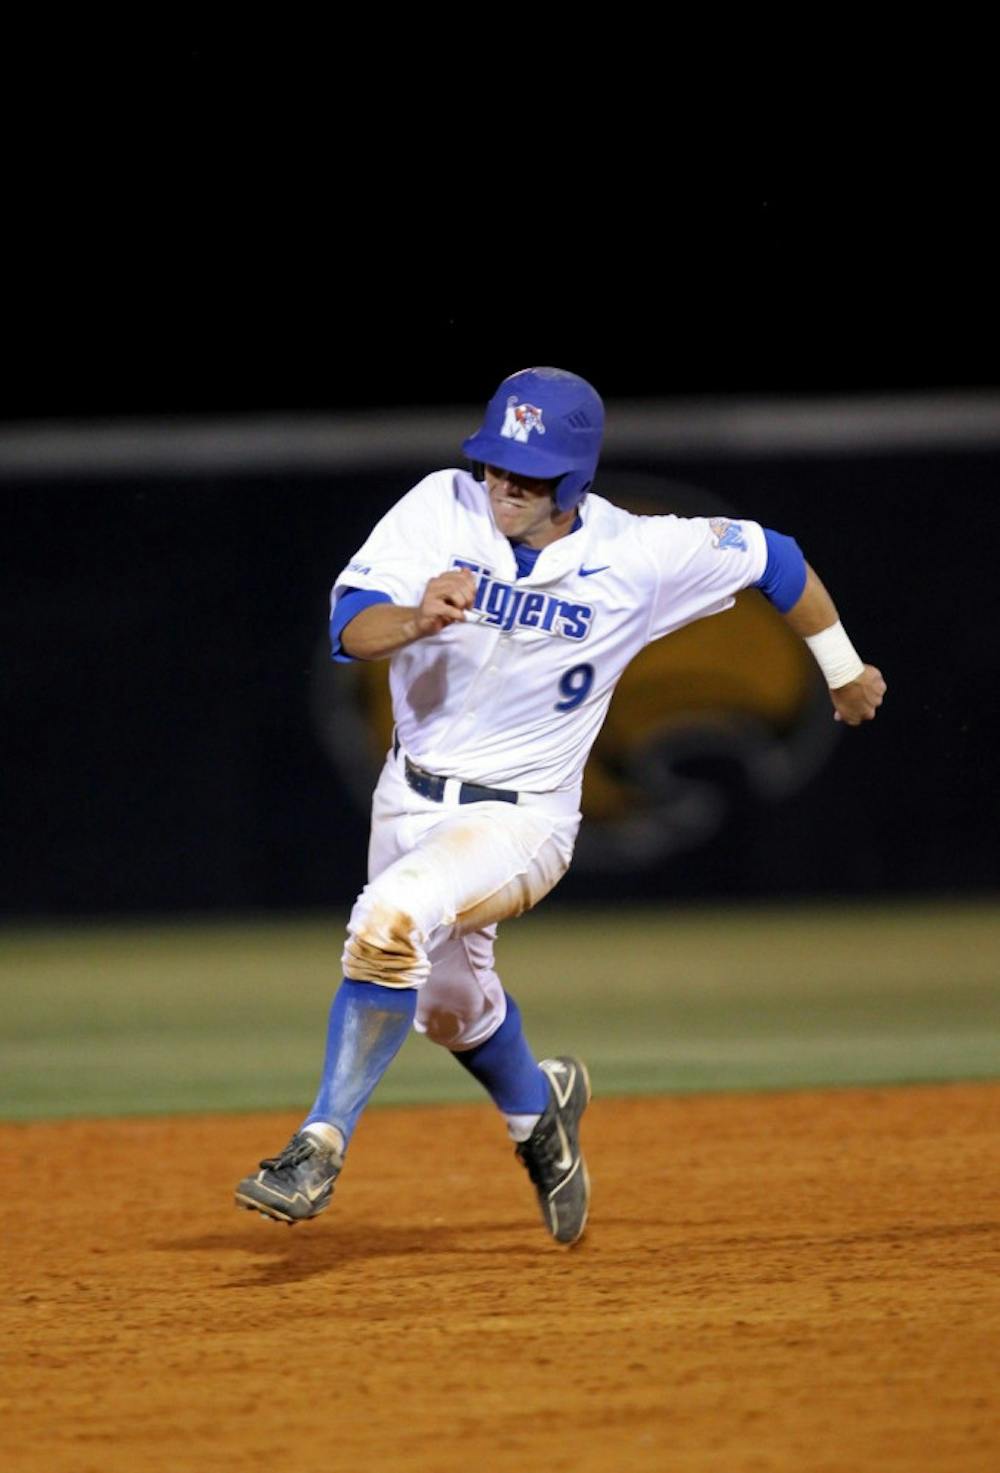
2, 395, 997, 917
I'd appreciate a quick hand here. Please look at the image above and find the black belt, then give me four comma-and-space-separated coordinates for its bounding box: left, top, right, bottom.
395, 736, 518, 805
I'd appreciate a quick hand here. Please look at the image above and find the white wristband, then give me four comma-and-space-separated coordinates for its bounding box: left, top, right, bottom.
804, 621, 865, 689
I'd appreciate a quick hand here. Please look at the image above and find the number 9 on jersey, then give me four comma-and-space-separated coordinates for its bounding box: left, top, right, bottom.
555, 663, 595, 712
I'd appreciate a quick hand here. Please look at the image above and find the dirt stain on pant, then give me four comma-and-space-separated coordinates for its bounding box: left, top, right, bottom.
454, 869, 544, 936
343, 905, 424, 987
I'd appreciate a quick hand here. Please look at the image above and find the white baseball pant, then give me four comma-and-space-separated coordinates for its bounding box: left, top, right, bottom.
342, 745, 582, 1050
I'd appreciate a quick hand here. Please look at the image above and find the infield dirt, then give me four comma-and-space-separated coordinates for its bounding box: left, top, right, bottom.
2, 1083, 998, 1473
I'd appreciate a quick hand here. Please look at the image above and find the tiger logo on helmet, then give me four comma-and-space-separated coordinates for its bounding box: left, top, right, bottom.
500, 397, 547, 443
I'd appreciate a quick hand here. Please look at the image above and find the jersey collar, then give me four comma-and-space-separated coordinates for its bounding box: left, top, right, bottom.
481, 485, 592, 586
512, 502, 592, 586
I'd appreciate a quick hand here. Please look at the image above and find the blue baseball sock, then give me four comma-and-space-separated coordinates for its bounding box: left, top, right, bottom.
452, 992, 549, 1116
302, 979, 417, 1148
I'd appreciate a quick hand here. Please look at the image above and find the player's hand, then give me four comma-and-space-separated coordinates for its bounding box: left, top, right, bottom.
414, 569, 477, 638
830, 664, 886, 725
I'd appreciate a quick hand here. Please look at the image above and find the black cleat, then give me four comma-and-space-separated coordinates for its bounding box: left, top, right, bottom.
516, 1056, 591, 1245
235, 1131, 343, 1223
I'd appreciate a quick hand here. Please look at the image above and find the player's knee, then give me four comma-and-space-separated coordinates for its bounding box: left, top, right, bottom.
342, 933, 425, 988
417, 1007, 466, 1048
415, 978, 505, 1051
342, 896, 429, 988
418, 1005, 504, 1050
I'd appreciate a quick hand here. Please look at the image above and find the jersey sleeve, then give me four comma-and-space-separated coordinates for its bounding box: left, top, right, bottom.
641, 514, 769, 641
329, 587, 393, 664
752, 528, 807, 612
329, 474, 446, 617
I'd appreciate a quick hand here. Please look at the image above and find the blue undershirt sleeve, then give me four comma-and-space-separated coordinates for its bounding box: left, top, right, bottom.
752, 528, 808, 614
329, 587, 393, 663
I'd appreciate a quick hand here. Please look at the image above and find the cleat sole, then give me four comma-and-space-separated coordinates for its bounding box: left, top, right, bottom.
234, 1191, 297, 1223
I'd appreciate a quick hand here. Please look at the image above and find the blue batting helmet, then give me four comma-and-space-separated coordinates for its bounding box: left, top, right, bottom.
461, 366, 604, 512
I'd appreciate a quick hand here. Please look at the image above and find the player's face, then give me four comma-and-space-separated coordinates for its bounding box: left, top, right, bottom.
484, 465, 573, 548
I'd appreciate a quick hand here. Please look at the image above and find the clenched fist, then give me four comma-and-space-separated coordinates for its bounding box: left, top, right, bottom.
414, 569, 477, 638
831, 665, 887, 726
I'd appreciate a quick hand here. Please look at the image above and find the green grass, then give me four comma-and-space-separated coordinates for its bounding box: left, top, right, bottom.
1, 901, 998, 1120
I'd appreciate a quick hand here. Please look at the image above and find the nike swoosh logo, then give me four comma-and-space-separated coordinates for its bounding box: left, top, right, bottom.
255, 1172, 332, 1204
553, 1116, 573, 1172
579, 565, 610, 578
544, 1059, 576, 1109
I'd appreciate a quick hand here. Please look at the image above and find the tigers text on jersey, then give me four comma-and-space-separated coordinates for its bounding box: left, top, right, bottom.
332, 470, 768, 793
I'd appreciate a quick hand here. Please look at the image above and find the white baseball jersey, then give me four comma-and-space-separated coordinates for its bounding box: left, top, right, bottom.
332, 470, 768, 794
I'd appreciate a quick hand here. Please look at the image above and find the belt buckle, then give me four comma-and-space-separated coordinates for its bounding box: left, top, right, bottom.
404, 754, 444, 802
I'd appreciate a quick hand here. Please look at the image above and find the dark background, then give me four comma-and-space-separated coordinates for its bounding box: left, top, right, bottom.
3, 71, 998, 922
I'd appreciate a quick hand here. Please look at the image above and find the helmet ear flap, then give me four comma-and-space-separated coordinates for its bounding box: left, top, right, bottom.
555, 471, 592, 513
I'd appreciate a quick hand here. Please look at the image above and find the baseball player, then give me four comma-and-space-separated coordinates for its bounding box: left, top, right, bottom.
235, 367, 886, 1246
